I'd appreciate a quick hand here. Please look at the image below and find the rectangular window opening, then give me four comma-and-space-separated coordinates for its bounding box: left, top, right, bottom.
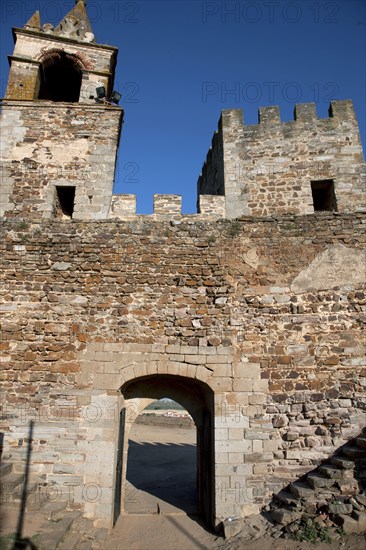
311, 180, 337, 212
55, 186, 75, 218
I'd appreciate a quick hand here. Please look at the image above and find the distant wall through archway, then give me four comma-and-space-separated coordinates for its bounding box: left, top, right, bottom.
117, 374, 215, 528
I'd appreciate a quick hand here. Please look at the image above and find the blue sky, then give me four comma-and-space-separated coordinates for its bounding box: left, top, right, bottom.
1, 0, 365, 213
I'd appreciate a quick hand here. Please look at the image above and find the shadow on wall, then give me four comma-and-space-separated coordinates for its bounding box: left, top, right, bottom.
0, 422, 39, 549
126, 441, 197, 515
266, 428, 366, 536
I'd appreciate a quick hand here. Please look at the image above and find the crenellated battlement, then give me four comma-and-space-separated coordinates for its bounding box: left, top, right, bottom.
199, 100, 365, 219
219, 99, 358, 128
0, 2, 364, 223
109, 193, 225, 220
1, 97, 364, 221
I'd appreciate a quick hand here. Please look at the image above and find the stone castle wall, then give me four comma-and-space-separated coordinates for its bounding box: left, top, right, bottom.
198, 101, 366, 219
3, 0, 364, 535
1, 213, 365, 525
3, 100, 364, 223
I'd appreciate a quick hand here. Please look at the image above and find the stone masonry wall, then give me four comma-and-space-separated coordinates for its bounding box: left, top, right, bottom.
0, 102, 122, 219
0, 213, 365, 526
198, 101, 366, 219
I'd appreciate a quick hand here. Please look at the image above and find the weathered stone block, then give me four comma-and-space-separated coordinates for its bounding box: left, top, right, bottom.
217, 439, 252, 453
271, 508, 302, 525
222, 518, 243, 539
244, 452, 273, 463
233, 379, 253, 392
352, 510, 366, 530
334, 514, 360, 534
228, 428, 244, 440
329, 502, 353, 514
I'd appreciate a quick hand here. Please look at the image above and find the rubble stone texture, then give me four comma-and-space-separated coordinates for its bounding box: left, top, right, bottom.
0, 0, 365, 533
198, 104, 365, 219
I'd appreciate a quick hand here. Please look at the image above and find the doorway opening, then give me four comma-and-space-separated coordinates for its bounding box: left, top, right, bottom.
125, 399, 196, 515
114, 375, 215, 529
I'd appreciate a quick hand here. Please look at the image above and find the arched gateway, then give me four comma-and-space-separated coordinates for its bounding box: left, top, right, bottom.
75, 341, 256, 531
116, 375, 214, 527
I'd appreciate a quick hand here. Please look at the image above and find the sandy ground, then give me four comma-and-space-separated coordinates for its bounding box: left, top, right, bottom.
0, 505, 46, 539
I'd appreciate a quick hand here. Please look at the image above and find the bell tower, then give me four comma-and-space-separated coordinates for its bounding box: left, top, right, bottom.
0, 0, 123, 219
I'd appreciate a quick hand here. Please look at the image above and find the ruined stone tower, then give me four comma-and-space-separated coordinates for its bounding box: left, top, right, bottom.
0, 0, 123, 220
198, 104, 365, 218
1, 0, 365, 537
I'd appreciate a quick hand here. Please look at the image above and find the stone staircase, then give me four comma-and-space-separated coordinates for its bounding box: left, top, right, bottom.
0, 462, 108, 549
0, 461, 49, 510
269, 430, 366, 535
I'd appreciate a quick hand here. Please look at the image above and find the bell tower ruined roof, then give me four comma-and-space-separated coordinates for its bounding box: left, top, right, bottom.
24, 11, 41, 31
54, 0, 94, 43
21, 0, 95, 44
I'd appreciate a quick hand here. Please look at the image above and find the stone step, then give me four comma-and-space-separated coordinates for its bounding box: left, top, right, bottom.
26, 497, 49, 512
36, 511, 81, 549
0, 463, 12, 477
355, 494, 366, 506
328, 501, 353, 514
337, 479, 359, 495
289, 481, 314, 499
356, 437, 366, 449
342, 446, 366, 460
42, 500, 68, 519
275, 490, 301, 508
316, 489, 341, 501
349, 496, 364, 511
307, 472, 336, 489
58, 531, 83, 550
1, 481, 43, 505
26, 490, 69, 512
333, 514, 361, 534
331, 456, 355, 469
0, 474, 25, 503
319, 464, 343, 479
352, 510, 366, 530
271, 507, 302, 525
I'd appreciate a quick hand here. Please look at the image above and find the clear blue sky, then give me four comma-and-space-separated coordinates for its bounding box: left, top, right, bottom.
1, 0, 365, 213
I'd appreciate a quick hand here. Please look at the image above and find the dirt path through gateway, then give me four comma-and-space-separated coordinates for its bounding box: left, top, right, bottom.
108, 422, 219, 549
105, 423, 366, 550
124, 423, 197, 515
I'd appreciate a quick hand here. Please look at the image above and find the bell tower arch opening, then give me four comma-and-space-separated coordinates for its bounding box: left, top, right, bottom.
38, 51, 82, 102
115, 375, 215, 530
